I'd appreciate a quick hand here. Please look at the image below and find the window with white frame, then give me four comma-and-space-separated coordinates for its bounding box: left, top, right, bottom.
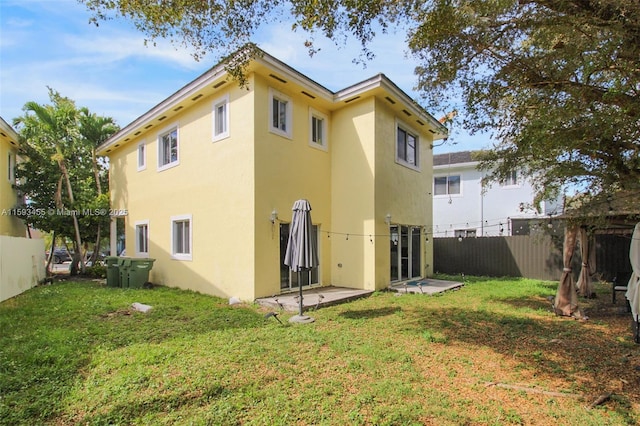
434, 175, 461, 196
309, 108, 328, 150
396, 124, 419, 168
135, 220, 149, 256
212, 95, 229, 141
158, 127, 179, 170
269, 88, 292, 138
501, 170, 518, 187
171, 214, 192, 260
137, 142, 146, 171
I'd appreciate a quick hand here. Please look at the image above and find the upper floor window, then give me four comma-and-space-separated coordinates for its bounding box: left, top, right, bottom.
309, 108, 328, 150
434, 175, 461, 196
212, 95, 229, 142
269, 88, 292, 139
396, 125, 419, 168
158, 126, 179, 171
501, 170, 519, 187
137, 142, 146, 171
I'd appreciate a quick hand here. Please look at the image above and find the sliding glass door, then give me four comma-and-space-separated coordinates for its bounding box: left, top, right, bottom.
390, 225, 421, 282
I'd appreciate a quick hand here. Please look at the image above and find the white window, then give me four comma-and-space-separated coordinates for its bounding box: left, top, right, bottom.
269, 88, 292, 138
7, 152, 15, 182
171, 214, 192, 260
396, 124, 419, 168
137, 142, 146, 171
135, 220, 149, 256
501, 170, 519, 187
309, 108, 328, 150
212, 95, 229, 142
158, 126, 179, 171
455, 229, 476, 238
434, 175, 461, 196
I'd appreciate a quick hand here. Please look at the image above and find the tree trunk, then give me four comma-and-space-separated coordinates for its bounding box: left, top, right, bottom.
46, 231, 56, 275
91, 147, 102, 265
58, 158, 85, 274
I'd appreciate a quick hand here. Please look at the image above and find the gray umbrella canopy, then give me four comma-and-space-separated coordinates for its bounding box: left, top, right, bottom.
284, 199, 319, 272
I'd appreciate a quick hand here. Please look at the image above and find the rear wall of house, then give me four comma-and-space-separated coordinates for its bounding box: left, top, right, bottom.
373, 98, 434, 288
252, 73, 333, 299
109, 79, 257, 300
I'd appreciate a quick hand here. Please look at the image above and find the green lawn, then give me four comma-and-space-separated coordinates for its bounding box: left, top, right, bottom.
1, 276, 638, 425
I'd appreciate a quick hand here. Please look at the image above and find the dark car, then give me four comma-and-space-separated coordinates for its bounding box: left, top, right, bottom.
47, 248, 72, 264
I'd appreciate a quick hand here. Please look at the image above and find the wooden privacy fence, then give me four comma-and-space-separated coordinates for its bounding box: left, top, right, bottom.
433, 234, 631, 282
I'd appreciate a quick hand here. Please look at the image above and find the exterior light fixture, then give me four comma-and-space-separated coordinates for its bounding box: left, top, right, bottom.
385, 213, 392, 224
270, 209, 278, 224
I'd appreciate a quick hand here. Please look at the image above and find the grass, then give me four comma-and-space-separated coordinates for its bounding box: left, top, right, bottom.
1, 275, 639, 425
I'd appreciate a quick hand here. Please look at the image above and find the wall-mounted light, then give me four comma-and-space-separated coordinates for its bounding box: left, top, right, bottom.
457, 236, 463, 242
270, 209, 278, 224
385, 213, 392, 225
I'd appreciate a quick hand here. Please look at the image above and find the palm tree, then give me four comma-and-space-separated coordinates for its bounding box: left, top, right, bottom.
20, 90, 86, 273
79, 109, 119, 263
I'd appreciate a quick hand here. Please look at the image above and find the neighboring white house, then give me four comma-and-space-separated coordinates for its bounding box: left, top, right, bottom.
432, 150, 564, 237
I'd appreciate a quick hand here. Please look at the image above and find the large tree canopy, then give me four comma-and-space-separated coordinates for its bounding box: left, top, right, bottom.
82, 0, 640, 200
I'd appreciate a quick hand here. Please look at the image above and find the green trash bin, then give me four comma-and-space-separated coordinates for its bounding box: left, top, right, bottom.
105, 256, 121, 287
118, 257, 132, 288
127, 258, 156, 288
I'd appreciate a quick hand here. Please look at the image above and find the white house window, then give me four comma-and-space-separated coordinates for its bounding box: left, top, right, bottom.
455, 229, 476, 238
212, 95, 229, 141
269, 88, 292, 138
135, 220, 149, 256
396, 125, 419, 168
137, 142, 146, 171
171, 214, 192, 260
434, 175, 461, 196
501, 170, 518, 187
309, 108, 328, 150
158, 127, 179, 170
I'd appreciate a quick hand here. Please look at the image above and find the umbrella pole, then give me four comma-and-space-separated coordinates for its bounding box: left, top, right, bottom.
298, 270, 303, 316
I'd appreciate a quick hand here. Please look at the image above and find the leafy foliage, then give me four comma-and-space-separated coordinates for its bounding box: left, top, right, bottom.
82, 0, 640, 200
13, 89, 118, 259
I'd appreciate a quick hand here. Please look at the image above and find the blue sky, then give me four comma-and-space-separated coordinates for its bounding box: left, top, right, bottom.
1, 0, 492, 153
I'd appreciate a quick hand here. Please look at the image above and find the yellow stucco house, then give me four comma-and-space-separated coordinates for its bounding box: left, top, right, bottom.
98, 47, 448, 301
0, 117, 25, 237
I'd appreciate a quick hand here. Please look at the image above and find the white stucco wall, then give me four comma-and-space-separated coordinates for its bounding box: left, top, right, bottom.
0, 236, 46, 302
433, 162, 557, 237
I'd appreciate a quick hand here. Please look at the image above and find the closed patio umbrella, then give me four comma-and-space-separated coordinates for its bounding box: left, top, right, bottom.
553, 226, 582, 317
284, 199, 319, 323
625, 223, 640, 343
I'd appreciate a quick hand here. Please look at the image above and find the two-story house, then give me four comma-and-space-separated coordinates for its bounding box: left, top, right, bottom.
432, 150, 563, 238
97, 47, 448, 301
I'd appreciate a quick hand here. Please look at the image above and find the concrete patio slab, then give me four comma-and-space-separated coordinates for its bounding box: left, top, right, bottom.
389, 278, 464, 295
255, 286, 374, 312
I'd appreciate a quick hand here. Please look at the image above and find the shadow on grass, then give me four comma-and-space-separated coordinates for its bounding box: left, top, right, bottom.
339, 306, 401, 319
82, 384, 231, 425
401, 296, 640, 413
0, 281, 267, 425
